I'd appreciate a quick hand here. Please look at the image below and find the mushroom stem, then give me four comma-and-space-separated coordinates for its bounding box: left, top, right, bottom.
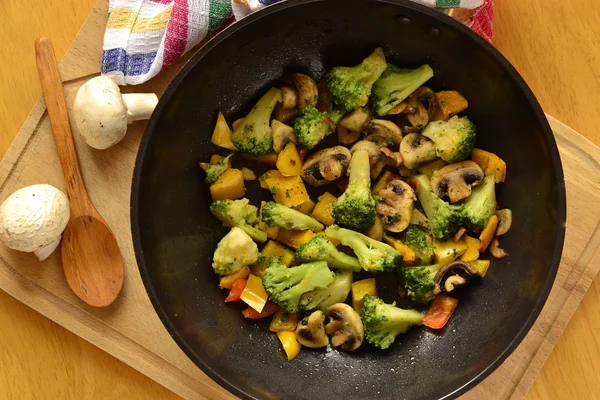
122, 93, 159, 123
33, 235, 61, 261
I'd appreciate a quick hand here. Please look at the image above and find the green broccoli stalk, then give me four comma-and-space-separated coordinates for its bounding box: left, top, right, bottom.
209, 199, 267, 243
204, 154, 232, 184
414, 174, 463, 241
360, 294, 424, 349
232, 87, 282, 156
212, 227, 261, 276
402, 225, 434, 265
371, 64, 434, 117
327, 47, 388, 112
422, 116, 476, 163
461, 174, 497, 231
299, 270, 353, 311
261, 202, 324, 232
398, 264, 441, 304
262, 257, 336, 313
332, 149, 377, 231
324, 225, 402, 272
293, 105, 339, 149
295, 235, 362, 272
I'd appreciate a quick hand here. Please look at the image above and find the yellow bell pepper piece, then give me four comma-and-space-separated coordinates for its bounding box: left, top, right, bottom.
460, 235, 481, 262
311, 192, 337, 226
352, 278, 378, 312
293, 199, 316, 215
240, 274, 269, 313
479, 215, 499, 252
276, 143, 303, 176
470, 259, 491, 277
251, 241, 295, 277
219, 266, 251, 289
277, 229, 316, 249
383, 234, 416, 262
433, 238, 467, 266
277, 331, 302, 361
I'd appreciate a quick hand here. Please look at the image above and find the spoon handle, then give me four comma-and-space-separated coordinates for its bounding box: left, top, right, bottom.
35, 37, 88, 215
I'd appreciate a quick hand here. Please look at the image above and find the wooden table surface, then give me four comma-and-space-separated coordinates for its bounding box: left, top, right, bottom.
1, 1, 599, 399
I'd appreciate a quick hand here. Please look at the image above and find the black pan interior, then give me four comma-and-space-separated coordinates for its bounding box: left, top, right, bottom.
131, 1, 566, 399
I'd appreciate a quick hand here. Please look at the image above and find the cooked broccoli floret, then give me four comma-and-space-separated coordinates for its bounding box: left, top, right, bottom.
422, 116, 476, 163
371, 64, 434, 117
402, 225, 434, 265
360, 294, 424, 349
332, 149, 377, 231
212, 227, 260, 276
210, 199, 267, 242
461, 174, 497, 232
398, 264, 441, 304
324, 225, 402, 272
231, 87, 282, 156
293, 105, 339, 149
296, 235, 361, 272
327, 47, 388, 112
261, 202, 324, 232
299, 270, 353, 311
414, 174, 462, 241
204, 154, 232, 184
262, 257, 336, 313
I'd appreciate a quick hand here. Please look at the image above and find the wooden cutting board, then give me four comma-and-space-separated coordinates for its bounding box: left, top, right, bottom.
1, 1, 599, 399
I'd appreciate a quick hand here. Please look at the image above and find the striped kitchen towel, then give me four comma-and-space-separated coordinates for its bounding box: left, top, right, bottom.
101, 0, 492, 85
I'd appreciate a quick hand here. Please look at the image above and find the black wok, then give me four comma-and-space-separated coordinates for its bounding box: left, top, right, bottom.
131, 1, 566, 399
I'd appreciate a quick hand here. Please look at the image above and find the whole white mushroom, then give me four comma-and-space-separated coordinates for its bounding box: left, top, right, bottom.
0, 184, 70, 261
73, 76, 158, 149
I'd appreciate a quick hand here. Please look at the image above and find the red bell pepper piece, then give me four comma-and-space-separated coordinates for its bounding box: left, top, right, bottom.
423, 294, 459, 329
224, 279, 247, 303
242, 302, 280, 319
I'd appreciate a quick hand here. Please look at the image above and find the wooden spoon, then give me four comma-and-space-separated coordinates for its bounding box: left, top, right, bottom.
35, 37, 124, 308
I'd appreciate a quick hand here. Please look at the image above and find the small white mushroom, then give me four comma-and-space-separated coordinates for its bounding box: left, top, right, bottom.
0, 184, 70, 261
73, 76, 159, 149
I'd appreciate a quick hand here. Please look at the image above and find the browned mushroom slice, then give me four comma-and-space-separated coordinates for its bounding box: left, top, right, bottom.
280, 86, 298, 110
364, 215, 385, 241
325, 303, 364, 351
316, 78, 333, 112
453, 226, 467, 241
495, 209, 512, 235
339, 108, 372, 132
377, 180, 416, 233
273, 103, 299, 123
295, 310, 329, 348
400, 133, 438, 169
271, 120, 297, 153
364, 119, 403, 147
286, 73, 318, 112
388, 101, 408, 115
398, 87, 438, 134
301, 146, 351, 186
434, 260, 479, 293
489, 237, 507, 259
337, 125, 361, 145
430, 161, 484, 203
380, 147, 403, 167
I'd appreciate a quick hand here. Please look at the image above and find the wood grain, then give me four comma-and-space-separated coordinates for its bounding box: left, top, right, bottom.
0, 1, 599, 400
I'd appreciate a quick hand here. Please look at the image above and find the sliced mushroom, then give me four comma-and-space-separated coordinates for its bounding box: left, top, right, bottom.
337, 125, 361, 145
325, 303, 364, 351
380, 147, 403, 167
365, 215, 384, 241
339, 108, 372, 132
271, 120, 297, 153
286, 73, 318, 111
364, 119, 403, 147
489, 237, 508, 259
273, 103, 299, 124
301, 146, 351, 186
400, 133, 438, 169
388, 101, 408, 115
495, 209, 513, 236
280, 86, 298, 110
453, 226, 467, 241
351, 141, 384, 179
398, 87, 438, 134
376, 180, 415, 233
430, 161, 484, 203
434, 260, 479, 293
316, 79, 333, 112
295, 310, 329, 348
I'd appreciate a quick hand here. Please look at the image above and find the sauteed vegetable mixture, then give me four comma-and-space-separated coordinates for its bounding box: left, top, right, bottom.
201, 48, 511, 359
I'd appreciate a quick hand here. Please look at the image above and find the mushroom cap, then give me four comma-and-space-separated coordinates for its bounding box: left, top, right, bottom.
301, 146, 351, 186
434, 260, 479, 292
365, 119, 403, 147
73, 76, 128, 150
286, 73, 318, 111
400, 133, 438, 169
325, 303, 364, 351
0, 184, 70, 252
430, 161, 484, 203
295, 310, 329, 348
